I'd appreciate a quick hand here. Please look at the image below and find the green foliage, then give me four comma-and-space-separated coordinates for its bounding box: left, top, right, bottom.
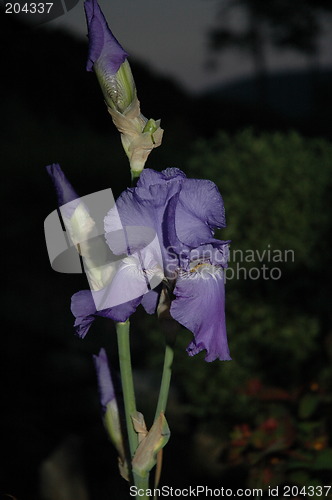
143, 129, 332, 489
186, 129, 332, 267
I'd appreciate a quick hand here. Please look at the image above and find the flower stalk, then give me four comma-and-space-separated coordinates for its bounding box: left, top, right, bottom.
116, 320, 139, 459
154, 344, 174, 422
45, 1, 232, 497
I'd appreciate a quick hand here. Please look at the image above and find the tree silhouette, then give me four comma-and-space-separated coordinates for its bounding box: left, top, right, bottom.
207, 0, 332, 107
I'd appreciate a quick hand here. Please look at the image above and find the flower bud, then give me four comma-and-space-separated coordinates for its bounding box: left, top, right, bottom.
93, 348, 129, 481
85, 0, 163, 174
46, 163, 115, 291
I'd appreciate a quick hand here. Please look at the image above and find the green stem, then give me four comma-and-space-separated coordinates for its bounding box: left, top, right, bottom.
131, 170, 141, 184
116, 321, 151, 499
116, 320, 138, 458
154, 344, 174, 421
133, 473, 150, 500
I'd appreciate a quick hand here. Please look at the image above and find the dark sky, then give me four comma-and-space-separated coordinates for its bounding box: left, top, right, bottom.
44, 0, 332, 94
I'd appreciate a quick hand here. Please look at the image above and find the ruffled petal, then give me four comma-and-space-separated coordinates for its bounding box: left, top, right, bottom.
105, 169, 185, 243
136, 167, 186, 188
180, 178, 226, 228
175, 179, 226, 248
170, 266, 231, 362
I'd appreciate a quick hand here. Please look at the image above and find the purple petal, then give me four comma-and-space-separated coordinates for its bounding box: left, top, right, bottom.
105, 169, 185, 240
170, 266, 231, 362
105, 169, 183, 267
85, 0, 128, 73
181, 179, 226, 227
161, 191, 188, 260
71, 289, 141, 338
175, 179, 226, 248
46, 163, 80, 217
90, 245, 163, 310
70, 290, 102, 338
180, 243, 230, 271
93, 348, 115, 408
141, 288, 161, 314
136, 167, 186, 188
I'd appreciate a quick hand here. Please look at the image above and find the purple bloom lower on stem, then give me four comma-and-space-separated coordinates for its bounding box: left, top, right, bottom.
85, 0, 128, 74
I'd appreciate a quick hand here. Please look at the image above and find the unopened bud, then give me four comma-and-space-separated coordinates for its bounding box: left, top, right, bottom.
85, 0, 163, 174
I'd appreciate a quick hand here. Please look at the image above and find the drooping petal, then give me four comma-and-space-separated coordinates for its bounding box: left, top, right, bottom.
93, 348, 115, 408
85, 0, 128, 73
71, 289, 141, 338
170, 266, 231, 362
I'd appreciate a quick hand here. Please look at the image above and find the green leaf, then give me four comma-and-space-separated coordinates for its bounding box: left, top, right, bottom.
132, 412, 170, 478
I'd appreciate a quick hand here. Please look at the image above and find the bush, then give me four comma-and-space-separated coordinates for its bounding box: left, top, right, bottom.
143, 130, 332, 490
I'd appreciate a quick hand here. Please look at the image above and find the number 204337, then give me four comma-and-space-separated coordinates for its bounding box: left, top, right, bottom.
5, 2, 53, 14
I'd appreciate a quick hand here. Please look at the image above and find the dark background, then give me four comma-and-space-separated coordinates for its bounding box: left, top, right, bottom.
1, 2, 332, 498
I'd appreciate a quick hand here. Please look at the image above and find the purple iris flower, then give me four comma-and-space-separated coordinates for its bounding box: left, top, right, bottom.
85, 0, 128, 74
72, 168, 231, 362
